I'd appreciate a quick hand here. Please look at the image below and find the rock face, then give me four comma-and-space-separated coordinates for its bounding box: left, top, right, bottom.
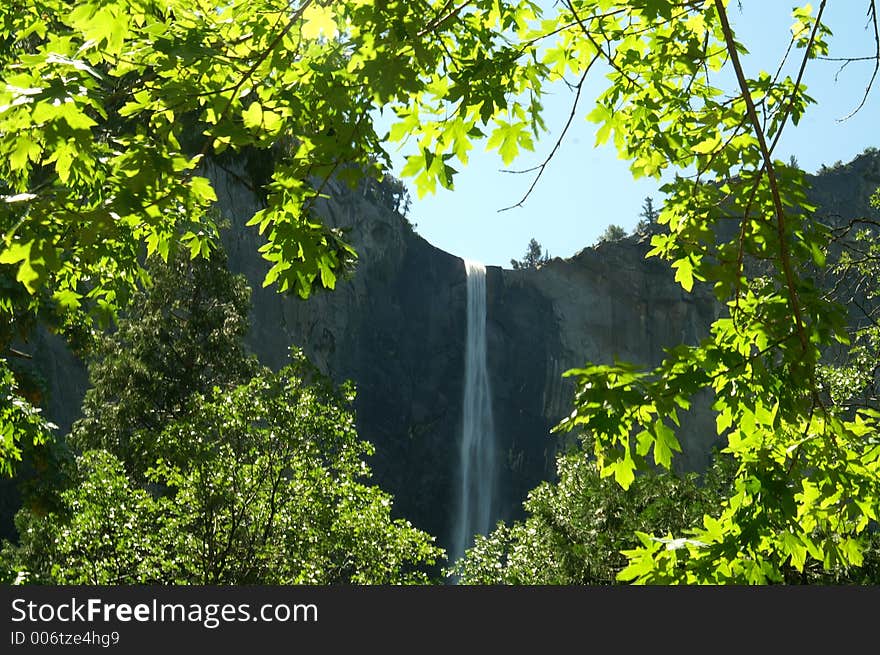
514, 239, 722, 470
207, 161, 470, 545
207, 158, 725, 548
22, 149, 880, 554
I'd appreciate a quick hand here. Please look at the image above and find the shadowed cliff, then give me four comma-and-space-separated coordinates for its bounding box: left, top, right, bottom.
17, 148, 880, 553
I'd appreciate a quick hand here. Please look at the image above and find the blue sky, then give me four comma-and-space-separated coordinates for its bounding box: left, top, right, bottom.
379, 3, 880, 268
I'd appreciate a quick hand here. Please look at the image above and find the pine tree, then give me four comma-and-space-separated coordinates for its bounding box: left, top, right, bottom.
510, 238, 550, 270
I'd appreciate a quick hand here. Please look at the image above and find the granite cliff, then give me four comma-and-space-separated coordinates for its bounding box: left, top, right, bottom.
20, 149, 880, 552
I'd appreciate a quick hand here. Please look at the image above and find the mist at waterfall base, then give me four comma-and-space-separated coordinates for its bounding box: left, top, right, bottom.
451, 260, 500, 571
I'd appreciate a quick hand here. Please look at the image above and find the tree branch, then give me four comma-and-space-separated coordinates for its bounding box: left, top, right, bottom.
418, 0, 472, 38
182, 1, 313, 185
715, 0, 812, 361
497, 54, 598, 212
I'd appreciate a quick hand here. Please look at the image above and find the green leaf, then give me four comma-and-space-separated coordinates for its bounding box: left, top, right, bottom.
671, 257, 694, 292
317, 255, 337, 289
781, 532, 807, 571
611, 454, 636, 489
692, 134, 721, 154
652, 419, 681, 469
242, 101, 263, 130
486, 120, 531, 165
716, 409, 733, 435
400, 153, 424, 179
301, 5, 338, 40
809, 241, 826, 267
53, 288, 82, 310
10, 137, 40, 171
189, 176, 217, 203
0, 241, 41, 292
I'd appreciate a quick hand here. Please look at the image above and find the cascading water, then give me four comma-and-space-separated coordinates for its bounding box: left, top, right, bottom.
452, 259, 498, 565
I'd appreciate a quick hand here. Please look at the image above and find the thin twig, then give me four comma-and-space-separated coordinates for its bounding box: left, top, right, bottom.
417, 0, 472, 38
497, 55, 598, 212
768, 0, 828, 158
5, 348, 32, 360
818, 55, 877, 61
838, 0, 880, 121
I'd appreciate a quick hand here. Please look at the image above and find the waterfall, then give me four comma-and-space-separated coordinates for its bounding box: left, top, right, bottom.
452, 259, 498, 565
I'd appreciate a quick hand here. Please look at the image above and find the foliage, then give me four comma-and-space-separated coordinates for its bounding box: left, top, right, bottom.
0, 0, 554, 311
640, 197, 658, 223
0, 361, 55, 478
542, 2, 880, 583
365, 174, 413, 218
2, 247, 442, 584
1, 357, 443, 584
819, 188, 880, 407
597, 224, 627, 243
510, 237, 549, 269
381, 0, 880, 583
452, 443, 736, 584
0, 0, 544, 473
2, 0, 879, 584
454, 440, 880, 585
0, 0, 374, 308
1, 250, 92, 481
2, 449, 178, 584
69, 247, 259, 479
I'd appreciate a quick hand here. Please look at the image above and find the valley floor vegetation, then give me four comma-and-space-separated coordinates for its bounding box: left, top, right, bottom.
2, 251, 443, 584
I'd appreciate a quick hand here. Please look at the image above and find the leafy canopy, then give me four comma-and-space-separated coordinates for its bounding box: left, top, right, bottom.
69, 247, 259, 479
2, 362, 444, 584
385, 0, 880, 582
2, 249, 442, 584
597, 223, 627, 243
0, 0, 547, 310
452, 438, 880, 584
1, 0, 879, 583
0, 0, 541, 476
451, 443, 738, 584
